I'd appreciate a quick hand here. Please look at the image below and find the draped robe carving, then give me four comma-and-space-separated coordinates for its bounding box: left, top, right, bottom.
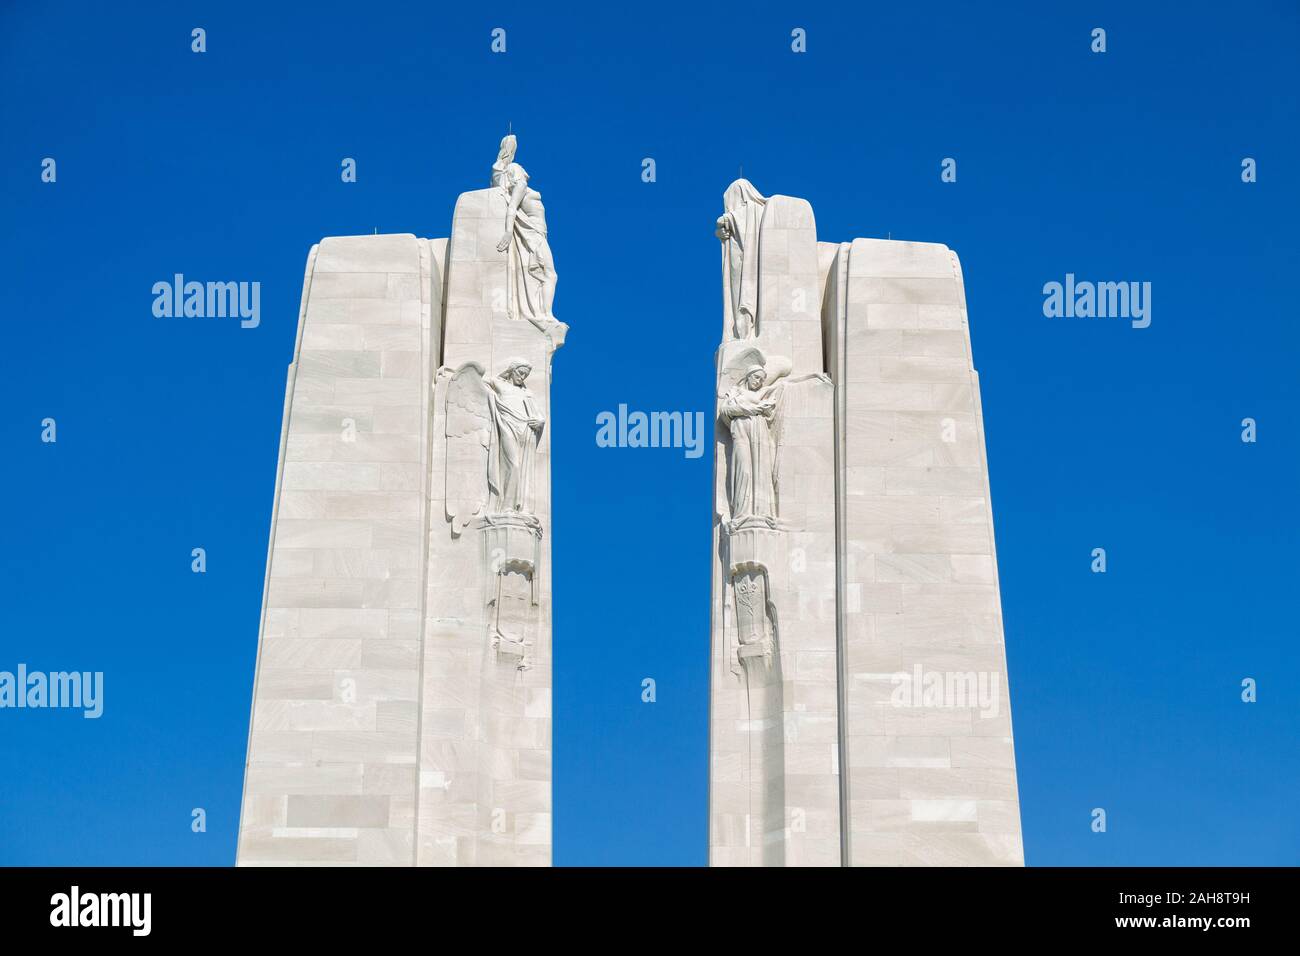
719, 376, 781, 524
715, 178, 767, 340
492, 135, 562, 342
485, 369, 544, 514
444, 359, 545, 533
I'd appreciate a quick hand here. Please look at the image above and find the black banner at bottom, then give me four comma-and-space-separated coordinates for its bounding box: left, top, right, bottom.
0, 866, 1284, 941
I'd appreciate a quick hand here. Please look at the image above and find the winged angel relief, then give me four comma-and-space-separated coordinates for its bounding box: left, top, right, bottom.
445, 358, 545, 533
442, 358, 546, 665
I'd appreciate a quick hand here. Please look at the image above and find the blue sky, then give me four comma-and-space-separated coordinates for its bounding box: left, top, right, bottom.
1, 1, 1296, 866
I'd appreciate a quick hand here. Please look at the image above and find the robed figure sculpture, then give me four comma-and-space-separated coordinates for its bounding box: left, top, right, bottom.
715, 178, 767, 340
493, 135, 560, 332
444, 358, 546, 532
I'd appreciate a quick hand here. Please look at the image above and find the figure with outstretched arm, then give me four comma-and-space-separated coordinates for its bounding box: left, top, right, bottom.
719, 352, 830, 525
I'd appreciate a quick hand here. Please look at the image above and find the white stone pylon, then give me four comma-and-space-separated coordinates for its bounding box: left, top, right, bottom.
237, 139, 564, 866
709, 181, 1024, 866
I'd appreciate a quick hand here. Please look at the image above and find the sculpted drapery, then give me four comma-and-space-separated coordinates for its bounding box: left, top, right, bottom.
486, 359, 545, 514
720, 365, 780, 523
493, 135, 558, 326
718, 352, 829, 527
444, 358, 545, 532
715, 178, 767, 340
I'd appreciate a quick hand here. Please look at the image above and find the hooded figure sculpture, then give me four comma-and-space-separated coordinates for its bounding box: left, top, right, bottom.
715, 178, 767, 339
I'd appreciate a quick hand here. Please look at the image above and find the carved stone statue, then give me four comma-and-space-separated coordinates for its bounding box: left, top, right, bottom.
715, 178, 767, 339
719, 348, 827, 528
488, 358, 545, 513
444, 358, 546, 532
720, 364, 780, 523
492, 135, 559, 329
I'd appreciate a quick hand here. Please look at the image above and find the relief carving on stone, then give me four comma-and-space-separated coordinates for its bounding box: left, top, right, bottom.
718, 347, 828, 532
718, 345, 828, 674
444, 358, 546, 530
442, 358, 546, 666
732, 562, 777, 670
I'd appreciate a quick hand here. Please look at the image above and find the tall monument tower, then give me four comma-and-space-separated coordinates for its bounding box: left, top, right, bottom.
237, 138, 565, 866
708, 181, 1023, 866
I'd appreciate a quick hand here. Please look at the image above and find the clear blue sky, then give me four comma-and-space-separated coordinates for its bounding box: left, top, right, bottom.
2, 1, 1296, 866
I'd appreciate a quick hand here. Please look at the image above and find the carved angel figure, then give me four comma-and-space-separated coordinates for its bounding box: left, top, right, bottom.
445, 358, 545, 532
